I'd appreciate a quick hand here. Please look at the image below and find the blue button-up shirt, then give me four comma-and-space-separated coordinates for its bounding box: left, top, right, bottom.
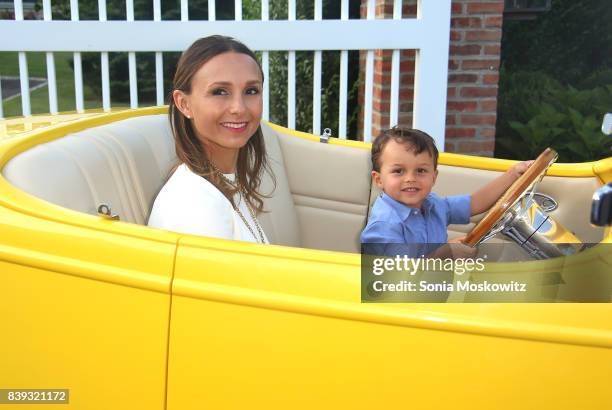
361, 192, 471, 256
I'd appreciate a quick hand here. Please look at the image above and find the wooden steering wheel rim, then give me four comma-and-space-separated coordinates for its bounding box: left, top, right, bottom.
464, 148, 558, 247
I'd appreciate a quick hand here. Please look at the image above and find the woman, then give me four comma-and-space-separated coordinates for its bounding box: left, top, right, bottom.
148, 36, 273, 244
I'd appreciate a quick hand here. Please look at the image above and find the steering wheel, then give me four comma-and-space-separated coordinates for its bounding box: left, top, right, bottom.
463, 148, 558, 247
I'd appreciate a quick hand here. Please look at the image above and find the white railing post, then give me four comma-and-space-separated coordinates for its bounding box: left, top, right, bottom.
235, 0, 242, 21
0, 71, 3, 118
389, 0, 402, 128
43, 0, 58, 114
154, 0, 164, 106
261, 0, 269, 121
126, 0, 138, 109
363, 0, 375, 142
338, 0, 349, 139
14, 0, 31, 117
99, 0, 111, 111
181, 0, 189, 21
312, 0, 322, 135
287, 0, 296, 130
70, 0, 84, 113
413, 0, 452, 150
208, 0, 216, 20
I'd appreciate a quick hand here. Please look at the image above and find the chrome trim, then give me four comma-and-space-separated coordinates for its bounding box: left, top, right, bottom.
97, 204, 119, 220
320, 128, 332, 143
532, 192, 558, 212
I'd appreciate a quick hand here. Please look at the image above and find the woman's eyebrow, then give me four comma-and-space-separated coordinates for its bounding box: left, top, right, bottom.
208, 80, 262, 87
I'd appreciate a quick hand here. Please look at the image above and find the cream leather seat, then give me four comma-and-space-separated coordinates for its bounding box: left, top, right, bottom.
2, 114, 370, 252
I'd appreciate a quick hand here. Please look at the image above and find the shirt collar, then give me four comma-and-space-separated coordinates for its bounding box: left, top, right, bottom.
380, 192, 434, 221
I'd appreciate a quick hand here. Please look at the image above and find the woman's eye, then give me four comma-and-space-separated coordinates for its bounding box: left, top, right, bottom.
245, 87, 260, 95
212, 88, 228, 96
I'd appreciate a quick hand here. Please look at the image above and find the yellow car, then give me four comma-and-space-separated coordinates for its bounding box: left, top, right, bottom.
1, 107, 611, 409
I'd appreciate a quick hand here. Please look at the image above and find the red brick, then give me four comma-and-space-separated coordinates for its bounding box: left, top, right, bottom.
460, 87, 498, 98
403, 4, 417, 17
379, 89, 392, 100
400, 89, 414, 99
450, 44, 482, 56
450, 31, 462, 42
462, 59, 500, 70
466, 3, 504, 14
483, 73, 500, 85
451, 2, 463, 15
457, 140, 496, 153
479, 128, 497, 138
461, 114, 497, 125
400, 103, 413, 113
484, 45, 501, 56
448, 73, 478, 83
447, 87, 457, 97
372, 112, 390, 124
374, 60, 392, 72
401, 49, 416, 60
401, 75, 415, 86
451, 17, 482, 28
398, 114, 412, 126
447, 114, 457, 125
374, 72, 391, 85
484, 16, 503, 28
465, 30, 502, 42
374, 89, 391, 101
446, 127, 477, 138
447, 101, 478, 112
445, 141, 457, 152
449, 59, 460, 70
480, 99, 498, 112
400, 60, 415, 71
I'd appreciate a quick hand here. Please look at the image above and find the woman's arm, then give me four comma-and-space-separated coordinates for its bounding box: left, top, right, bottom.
470, 161, 533, 216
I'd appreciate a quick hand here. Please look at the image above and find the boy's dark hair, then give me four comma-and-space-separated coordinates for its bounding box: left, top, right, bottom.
371, 127, 439, 172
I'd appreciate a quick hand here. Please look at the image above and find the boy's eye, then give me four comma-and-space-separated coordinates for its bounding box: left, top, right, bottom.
392, 169, 403, 174
245, 87, 260, 95
417, 168, 428, 173
212, 88, 228, 96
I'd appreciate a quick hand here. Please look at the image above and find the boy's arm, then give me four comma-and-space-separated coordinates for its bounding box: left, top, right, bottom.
470, 161, 533, 216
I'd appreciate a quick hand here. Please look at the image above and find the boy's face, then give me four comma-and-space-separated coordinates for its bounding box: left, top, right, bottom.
372, 139, 438, 209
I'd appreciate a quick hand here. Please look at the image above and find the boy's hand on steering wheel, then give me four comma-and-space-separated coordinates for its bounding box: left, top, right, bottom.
510, 160, 534, 178
448, 236, 478, 259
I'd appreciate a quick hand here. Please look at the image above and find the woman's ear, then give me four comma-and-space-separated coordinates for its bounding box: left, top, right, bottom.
173, 90, 192, 119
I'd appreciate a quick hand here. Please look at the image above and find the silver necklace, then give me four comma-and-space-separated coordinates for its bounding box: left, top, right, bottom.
209, 163, 267, 244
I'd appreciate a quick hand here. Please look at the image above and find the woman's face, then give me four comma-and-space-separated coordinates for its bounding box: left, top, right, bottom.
175, 51, 263, 156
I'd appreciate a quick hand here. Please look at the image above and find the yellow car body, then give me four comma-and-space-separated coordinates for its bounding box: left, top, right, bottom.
1, 107, 611, 409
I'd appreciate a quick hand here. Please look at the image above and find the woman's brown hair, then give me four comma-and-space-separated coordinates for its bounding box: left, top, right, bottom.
169, 35, 274, 214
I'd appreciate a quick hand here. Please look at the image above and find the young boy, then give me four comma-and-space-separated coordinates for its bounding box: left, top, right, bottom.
360, 127, 531, 257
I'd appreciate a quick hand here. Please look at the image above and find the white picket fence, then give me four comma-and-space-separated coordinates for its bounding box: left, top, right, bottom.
0, 0, 451, 144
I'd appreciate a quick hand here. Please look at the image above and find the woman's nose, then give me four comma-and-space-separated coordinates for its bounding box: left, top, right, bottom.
229, 95, 246, 115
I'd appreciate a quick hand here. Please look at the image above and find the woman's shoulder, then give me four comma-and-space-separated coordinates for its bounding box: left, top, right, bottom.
151, 164, 231, 212
148, 163, 235, 234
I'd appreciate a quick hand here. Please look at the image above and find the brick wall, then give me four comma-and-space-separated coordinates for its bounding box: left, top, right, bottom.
359, 0, 504, 156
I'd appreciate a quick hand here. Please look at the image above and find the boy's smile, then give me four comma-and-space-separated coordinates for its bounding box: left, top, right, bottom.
372, 139, 438, 209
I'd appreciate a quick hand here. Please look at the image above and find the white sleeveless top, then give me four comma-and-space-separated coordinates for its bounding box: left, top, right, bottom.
147, 164, 269, 244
